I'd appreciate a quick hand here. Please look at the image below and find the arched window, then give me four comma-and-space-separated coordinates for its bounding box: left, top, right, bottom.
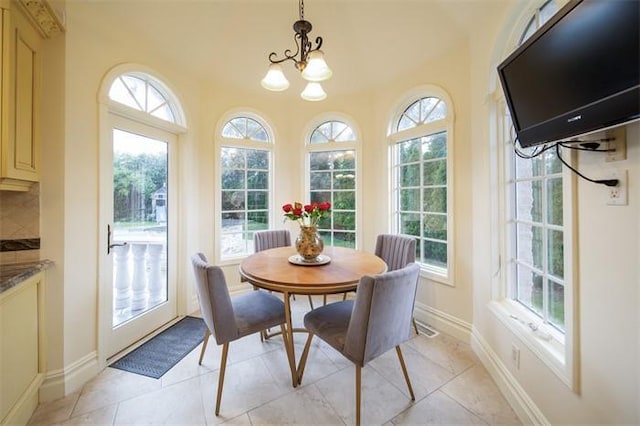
493, 1, 578, 389
218, 113, 273, 260
389, 89, 454, 284
306, 118, 358, 248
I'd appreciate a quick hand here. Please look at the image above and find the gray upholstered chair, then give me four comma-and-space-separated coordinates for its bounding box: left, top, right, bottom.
374, 233, 420, 334
191, 253, 288, 416
253, 229, 315, 310
253, 229, 291, 252
297, 263, 421, 426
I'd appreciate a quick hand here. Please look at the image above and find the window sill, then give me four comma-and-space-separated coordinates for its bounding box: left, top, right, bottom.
419, 264, 453, 287
488, 299, 576, 391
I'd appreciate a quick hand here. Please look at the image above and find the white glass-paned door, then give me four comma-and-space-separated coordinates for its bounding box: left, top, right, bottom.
101, 115, 177, 358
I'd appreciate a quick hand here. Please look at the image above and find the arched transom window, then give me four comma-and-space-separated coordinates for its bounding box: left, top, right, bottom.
310, 120, 356, 143
222, 117, 269, 141
108, 73, 180, 124
397, 97, 447, 131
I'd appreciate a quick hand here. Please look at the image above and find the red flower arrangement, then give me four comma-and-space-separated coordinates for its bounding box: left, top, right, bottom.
282, 201, 331, 227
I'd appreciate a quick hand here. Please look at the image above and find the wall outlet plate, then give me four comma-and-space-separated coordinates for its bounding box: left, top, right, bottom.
605, 127, 627, 162
606, 169, 628, 206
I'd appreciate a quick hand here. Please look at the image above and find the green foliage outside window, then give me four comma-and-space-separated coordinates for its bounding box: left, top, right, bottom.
113, 151, 167, 223
395, 131, 448, 269
309, 148, 356, 248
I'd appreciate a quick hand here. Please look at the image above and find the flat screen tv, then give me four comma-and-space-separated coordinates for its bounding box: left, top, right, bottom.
498, 0, 639, 149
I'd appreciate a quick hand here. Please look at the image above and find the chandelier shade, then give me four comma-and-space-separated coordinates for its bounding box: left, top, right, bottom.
261, 64, 290, 91
301, 50, 332, 82
262, 0, 332, 100
300, 82, 327, 101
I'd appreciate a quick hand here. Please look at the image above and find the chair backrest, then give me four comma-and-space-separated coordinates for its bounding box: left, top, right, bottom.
374, 234, 416, 271
254, 229, 291, 252
191, 253, 237, 345
343, 263, 420, 365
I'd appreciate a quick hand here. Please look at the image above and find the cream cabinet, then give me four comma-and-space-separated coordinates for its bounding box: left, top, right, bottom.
0, 0, 42, 191
0, 271, 46, 425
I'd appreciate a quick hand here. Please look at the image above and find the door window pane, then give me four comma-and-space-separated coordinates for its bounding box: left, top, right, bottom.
112, 129, 168, 326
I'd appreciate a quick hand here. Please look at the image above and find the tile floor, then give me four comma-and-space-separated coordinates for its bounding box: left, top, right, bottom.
27, 295, 521, 425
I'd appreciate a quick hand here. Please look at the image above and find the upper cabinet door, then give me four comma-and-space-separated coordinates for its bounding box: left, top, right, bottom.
0, 2, 41, 190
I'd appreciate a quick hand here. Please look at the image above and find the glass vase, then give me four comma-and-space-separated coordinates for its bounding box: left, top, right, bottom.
295, 225, 324, 260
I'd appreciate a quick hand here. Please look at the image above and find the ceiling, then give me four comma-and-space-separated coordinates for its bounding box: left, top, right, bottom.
68, 0, 511, 98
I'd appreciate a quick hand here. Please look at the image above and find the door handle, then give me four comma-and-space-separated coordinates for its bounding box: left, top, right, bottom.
107, 224, 128, 254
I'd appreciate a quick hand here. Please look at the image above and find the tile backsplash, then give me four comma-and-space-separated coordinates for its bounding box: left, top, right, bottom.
0, 184, 40, 263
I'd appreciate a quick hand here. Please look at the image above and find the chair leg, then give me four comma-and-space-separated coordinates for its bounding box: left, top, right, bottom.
297, 332, 314, 385
307, 295, 314, 310
412, 317, 419, 335
215, 342, 229, 416
355, 364, 362, 426
395, 346, 415, 400
199, 330, 210, 365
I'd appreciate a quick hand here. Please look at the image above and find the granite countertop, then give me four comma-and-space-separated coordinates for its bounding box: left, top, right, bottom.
0, 260, 53, 294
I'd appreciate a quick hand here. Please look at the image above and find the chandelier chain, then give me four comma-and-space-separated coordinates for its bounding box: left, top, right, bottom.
299, 0, 304, 20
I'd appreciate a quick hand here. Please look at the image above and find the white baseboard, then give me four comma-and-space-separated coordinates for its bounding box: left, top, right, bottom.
39, 351, 100, 403
471, 327, 550, 426
413, 301, 472, 342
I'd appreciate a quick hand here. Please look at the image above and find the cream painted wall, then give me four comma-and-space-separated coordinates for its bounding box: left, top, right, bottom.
40, 29, 66, 391
469, 1, 639, 423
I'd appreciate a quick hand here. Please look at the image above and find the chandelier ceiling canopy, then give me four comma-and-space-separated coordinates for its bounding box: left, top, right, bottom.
261, 0, 332, 101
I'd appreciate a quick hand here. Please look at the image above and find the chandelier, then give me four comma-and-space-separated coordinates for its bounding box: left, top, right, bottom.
261, 0, 333, 101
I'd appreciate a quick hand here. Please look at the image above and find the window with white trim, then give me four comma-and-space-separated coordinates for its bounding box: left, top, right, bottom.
307, 120, 357, 248
109, 73, 178, 123
494, 0, 578, 389
390, 93, 453, 283
219, 116, 272, 259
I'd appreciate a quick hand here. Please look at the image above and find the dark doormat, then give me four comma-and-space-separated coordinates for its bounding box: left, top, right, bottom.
110, 316, 207, 379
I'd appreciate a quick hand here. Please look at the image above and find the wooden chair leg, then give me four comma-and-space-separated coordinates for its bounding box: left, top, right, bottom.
199, 330, 210, 365
215, 342, 229, 416
297, 332, 314, 385
307, 295, 314, 310
355, 364, 362, 426
412, 317, 419, 335
396, 346, 415, 400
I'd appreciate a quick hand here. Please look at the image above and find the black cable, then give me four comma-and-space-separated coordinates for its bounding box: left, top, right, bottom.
510, 131, 619, 186
559, 142, 612, 152
512, 135, 556, 159
555, 144, 618, 187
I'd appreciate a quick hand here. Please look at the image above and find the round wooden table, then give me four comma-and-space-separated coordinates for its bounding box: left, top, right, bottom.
239, 246, 387, 387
